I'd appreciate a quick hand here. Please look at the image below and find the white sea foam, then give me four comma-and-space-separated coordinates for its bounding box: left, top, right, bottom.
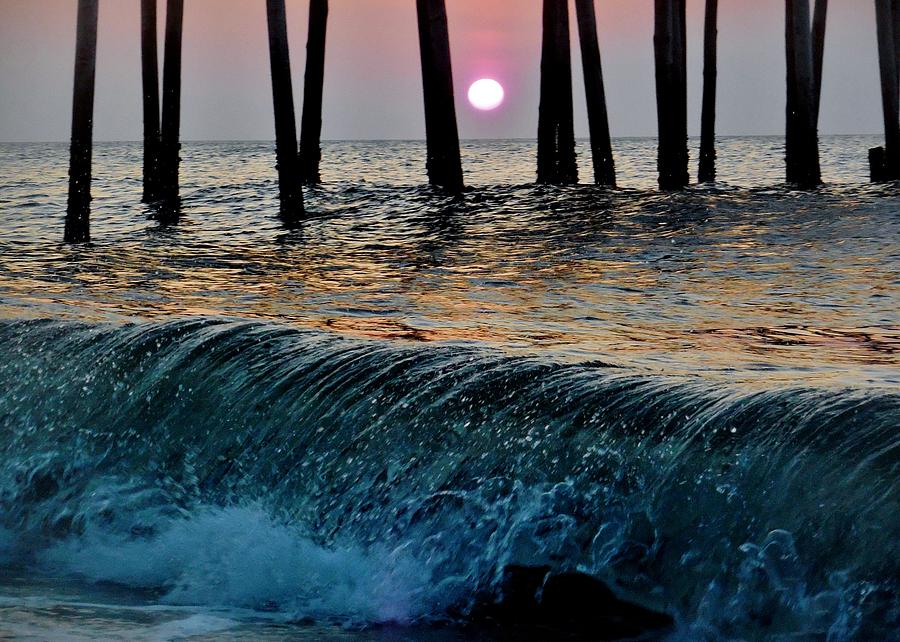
0, 596, 245, 642
141, 614, 241, 641
41, 505, 425, 625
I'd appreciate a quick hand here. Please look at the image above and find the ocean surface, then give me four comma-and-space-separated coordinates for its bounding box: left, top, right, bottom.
0, 137, 897, 641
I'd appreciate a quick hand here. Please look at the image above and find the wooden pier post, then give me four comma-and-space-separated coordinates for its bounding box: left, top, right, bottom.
574, 0, 615, 187
676, 0, 688, 172
872, 0, 900, 181
785, 0, 821, 188
299, 0, 328, 185
265, 0, 305, 217
159, 0, 184, 209
893, 0, 900, 91
811, 0, 828, 122
416, 0, 465, 192
654, 0, 689, 190
141, 0, 161, 202
537, 0, 578, 185
785, 0, 798, 182
65, 0, 99, 243
698, 0, 718, 183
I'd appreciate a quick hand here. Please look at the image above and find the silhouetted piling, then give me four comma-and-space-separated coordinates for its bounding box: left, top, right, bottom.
654, 0, 689, 190
141, 0, 161, 202
785, 0, 797, 180
873, 0, 900, 181
574, 0, 615, 187
811, 0, 828, 122
416, 0, 465, 192
537, 0, 578, 185
65, 0, 99, 243
159, 0, 184, 210
893, 0, 900, 92
676, 0, 688, 166
698, 0, 718, 183
299, 0, 328, 185
265, 0, 305, 217
785, 0, 821, 188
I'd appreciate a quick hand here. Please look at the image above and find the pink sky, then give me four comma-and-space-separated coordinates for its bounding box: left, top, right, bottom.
0, 0, 884, 141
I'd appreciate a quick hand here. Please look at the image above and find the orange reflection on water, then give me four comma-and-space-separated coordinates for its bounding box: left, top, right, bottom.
1, 140, 898, 388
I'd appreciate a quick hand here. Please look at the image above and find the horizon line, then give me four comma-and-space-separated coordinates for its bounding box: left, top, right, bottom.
0, 133, 883, 145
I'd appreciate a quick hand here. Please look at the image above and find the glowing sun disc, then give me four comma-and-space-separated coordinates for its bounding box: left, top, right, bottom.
468, 79, 505, 111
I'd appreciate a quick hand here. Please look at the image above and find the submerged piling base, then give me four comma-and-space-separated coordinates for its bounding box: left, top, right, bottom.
869, 146, 892, 182
65, 142, 92, 243
157, 140, 182, 215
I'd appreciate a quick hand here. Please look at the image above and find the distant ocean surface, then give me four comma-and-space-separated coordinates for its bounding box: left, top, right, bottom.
0, 137, 897, 640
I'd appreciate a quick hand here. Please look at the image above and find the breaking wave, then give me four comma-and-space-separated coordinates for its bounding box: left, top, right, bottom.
0, 317, 897, 639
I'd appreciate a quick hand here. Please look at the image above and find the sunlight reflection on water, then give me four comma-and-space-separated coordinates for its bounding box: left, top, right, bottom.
0, 137, 897, 385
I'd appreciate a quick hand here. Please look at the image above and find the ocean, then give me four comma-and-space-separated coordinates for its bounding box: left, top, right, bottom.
0, 137, 897, 640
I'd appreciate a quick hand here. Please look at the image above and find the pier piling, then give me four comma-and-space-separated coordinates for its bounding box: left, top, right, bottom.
65, 0, 99, 243
55, 0, 900, 214
300, 0, 328, 185
893, 0, 900, 93
265, 0, 305, 218
698, 0, 718, 183
811, 0, 828, 122
159, 0, 184, 210
873, 0, 900, 181
141, 0, 161, 203
416, 0, 465, 193
574, 0, 616, 187
654, 0, 689, 190
785, 0, 822, 188
537, 0, 578, 185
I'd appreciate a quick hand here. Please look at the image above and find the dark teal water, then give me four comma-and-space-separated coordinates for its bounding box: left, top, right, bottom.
0, 138, 897, 640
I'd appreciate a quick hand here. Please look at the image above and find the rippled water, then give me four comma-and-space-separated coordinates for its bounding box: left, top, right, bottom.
2, 137, 898, 384
0, 138, 898, 640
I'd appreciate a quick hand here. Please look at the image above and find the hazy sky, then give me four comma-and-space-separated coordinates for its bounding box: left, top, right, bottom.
0, 0, 886, 142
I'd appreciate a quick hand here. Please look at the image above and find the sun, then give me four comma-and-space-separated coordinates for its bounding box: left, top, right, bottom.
467, 79, 505, 111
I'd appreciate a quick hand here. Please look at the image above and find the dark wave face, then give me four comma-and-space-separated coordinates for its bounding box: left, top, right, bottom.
0, 318, 897, 639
